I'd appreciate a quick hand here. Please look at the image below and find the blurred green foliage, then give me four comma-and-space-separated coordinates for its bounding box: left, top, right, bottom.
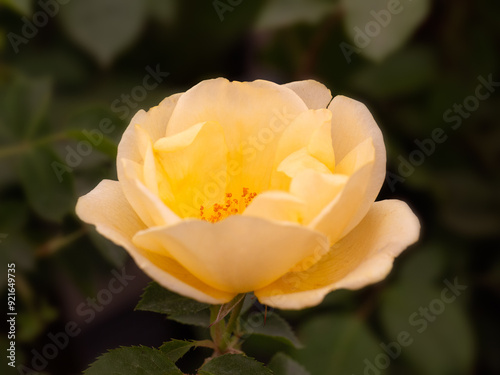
1, 0, 499, 374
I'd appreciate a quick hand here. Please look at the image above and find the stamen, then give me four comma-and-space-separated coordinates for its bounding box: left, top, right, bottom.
200, 187, 257, 223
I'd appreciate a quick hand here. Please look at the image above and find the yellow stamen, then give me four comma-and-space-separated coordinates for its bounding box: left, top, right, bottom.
200, 188, 257, 223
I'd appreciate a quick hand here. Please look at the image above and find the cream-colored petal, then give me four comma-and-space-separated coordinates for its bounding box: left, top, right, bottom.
278, 148, 332, 178
255, 200, 420, 309
117, 93, 182, 166
133, 216, 329, 294
283, 80, 332, 109
289, 170, 348, 225
165, 78, 308, 193
273, 109, 332, 167
142, 142, 159, 196
76, 180, 233, 304
120, 158, 180, 227
328, 95, 386, 236
115, 93, 183, 227
310, 138, 375, 242
154, 121, 228, 218
307, 121, 335, 170
243, 191, 304, 223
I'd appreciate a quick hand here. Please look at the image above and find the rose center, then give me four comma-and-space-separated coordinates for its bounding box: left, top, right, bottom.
199, 187, 257, 223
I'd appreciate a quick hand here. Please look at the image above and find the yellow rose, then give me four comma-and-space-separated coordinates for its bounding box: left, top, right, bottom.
76, 78, 419, 309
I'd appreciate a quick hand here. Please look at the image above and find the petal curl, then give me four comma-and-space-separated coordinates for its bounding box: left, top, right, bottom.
154, 121, 228, 218
308, 138, 375, 242
133, 216, 329, 294
283, 80, 332, 109
117, 93, 182, 165
328, 96, 386, 236
75, 180, 234, 304
255, 200, 420, 309
243, 191, 304, 223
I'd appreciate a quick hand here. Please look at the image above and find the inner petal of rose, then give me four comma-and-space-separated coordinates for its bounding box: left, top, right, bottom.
151, 109, 345, 223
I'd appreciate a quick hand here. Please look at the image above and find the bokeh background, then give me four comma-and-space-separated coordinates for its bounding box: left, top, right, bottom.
1, 0, 499, 374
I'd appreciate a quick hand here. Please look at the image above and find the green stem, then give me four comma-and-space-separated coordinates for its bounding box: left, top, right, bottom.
219, 295, 245, 353
210, 305, 225, 354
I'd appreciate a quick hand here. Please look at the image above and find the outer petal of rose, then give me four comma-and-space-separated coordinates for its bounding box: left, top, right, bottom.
120, 158, 180, 227
116, 94, 183, 227
309, 138, 375, 242
75, 180, 235, 304
328, 95, 386, 236
165, 78, 308, 193
133, 216, 329, 294
283, 80, 332, 110
117, 93, 182, 165
255, 200, 420, 309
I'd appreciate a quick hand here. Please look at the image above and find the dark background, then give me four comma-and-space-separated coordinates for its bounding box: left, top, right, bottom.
1, 0, 499, 374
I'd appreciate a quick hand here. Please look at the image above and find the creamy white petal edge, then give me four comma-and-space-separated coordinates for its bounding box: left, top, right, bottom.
255, 200, 420, 309
75, 180, 235, 304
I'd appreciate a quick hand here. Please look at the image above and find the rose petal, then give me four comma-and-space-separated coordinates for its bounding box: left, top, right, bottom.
329, 95, 386, 236
243, 190, 304, 223
309, 138, 375, 242
289, 170, 348, 225
133, 216, 329, 293
76, 180, 234, 304
283, 80, 332, 109
255, 200, 420, 309
154, 121, 228, 218
165, 78, 308, 193
273, 109, 333, 169
120, 158, 180, 227
117, 93, 182, 165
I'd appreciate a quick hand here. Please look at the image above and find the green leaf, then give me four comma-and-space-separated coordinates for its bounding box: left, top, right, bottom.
1, 0, 33, 15
380, 282, 475, 375
19, 147, 75, 222
255, 0, 338, 30
243, 312, 302, 348
135, 282, 209, 317
84, 346, 182, 374
160, 340, 195, 362
397, 244, 446, 285
199, 354, 272, 375
342, 0, 431, 61
59, 0, 147, 67
0, 74, 52, 141
296, 314, 385, 375
268, 352, 310, 375
211, 293, 245, 326
169, 308, 211, 327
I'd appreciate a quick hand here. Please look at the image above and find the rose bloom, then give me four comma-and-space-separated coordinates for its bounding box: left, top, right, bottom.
76, 78, 419, 309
